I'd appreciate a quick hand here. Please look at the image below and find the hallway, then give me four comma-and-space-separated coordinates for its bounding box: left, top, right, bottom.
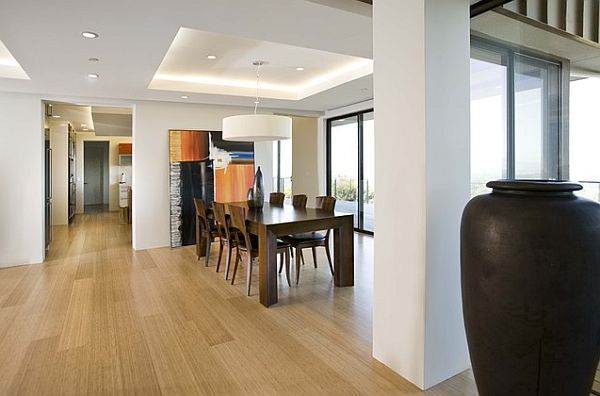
0, 212, 475, 395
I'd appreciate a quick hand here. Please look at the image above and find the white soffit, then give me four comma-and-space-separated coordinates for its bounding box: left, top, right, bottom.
0, 39, 29, 80
148, 28, 373, 101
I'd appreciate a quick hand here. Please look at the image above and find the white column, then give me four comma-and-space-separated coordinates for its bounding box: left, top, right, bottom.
373, 0, 471, 389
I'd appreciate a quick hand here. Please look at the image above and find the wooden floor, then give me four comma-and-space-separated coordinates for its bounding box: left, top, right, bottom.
0, 211, 477, 395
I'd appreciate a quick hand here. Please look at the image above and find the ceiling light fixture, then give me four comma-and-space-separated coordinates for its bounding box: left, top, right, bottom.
222, 61, 291, 142
181, 95, 189, 99
88, 57, 99, 62
51, 115, 61, 118
296, 67, 304, 71
82, 31, 99, 39
88, 73, 99, 78
82, 128, 88, 131
207, 55, 217, 60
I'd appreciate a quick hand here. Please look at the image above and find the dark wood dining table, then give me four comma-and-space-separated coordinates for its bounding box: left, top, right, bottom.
205, 202, 354, 307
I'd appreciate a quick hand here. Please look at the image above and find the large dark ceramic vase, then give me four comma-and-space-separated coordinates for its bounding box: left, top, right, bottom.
461, 180, 600, 396
247, 166, 264, 210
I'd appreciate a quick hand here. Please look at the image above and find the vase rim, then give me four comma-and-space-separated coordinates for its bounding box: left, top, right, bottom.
487, 179, 583, 193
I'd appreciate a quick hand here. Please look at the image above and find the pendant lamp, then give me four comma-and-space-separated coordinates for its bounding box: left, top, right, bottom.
222, 61, 292, 142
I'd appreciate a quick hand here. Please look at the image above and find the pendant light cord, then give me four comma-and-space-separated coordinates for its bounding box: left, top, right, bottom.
254, 62, 262, 114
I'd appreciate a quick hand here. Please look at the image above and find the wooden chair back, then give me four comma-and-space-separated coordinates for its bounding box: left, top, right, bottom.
212, 202, 229, 239
193, 198, 209, 231
292, 194, 308, 209
315, 196, 336, 212
269, 192, 285, 206
228, 205, 253, 252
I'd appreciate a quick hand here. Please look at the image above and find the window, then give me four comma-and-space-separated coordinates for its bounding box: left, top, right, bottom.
570, 77, 600, 201
327, 109, 374, 233
470, 38, 565, 196
273, 139, 292, 197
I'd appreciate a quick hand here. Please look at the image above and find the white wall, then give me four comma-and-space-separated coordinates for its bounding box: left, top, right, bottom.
292, 116, 321, 204
133, 101, 273, 250
75, 133, 132, 212
0, 92, 44, 267
372, 0, 470, 389
49, 122, 69, 225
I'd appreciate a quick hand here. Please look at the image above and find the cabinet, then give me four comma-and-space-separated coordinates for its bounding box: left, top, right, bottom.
119, 143, 132, 166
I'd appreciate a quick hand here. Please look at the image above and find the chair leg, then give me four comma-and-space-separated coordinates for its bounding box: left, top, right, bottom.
299, 249, 305, 265
231, 248, 241, 285
325, 243, 334, 275
311, 247, 318, 268
295, 248, 302, 285
204, 235, 211, 267
216, 239, 224, 272
246, 255, 253, 296
284, 248, 291, 287
278, 252, 284, 274
224, 244, 233, 280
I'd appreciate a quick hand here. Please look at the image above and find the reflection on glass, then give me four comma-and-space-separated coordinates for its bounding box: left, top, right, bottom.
330, 116, 359, 228
514, 55, 559, 180
470, 52, 508, 196
363, 111, 374, 232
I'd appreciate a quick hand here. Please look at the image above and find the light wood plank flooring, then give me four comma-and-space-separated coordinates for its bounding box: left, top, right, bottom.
0, 211, 477, 395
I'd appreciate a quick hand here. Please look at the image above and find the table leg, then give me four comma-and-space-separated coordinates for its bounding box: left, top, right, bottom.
259, 225, 278, 307
333, 216, 354, 287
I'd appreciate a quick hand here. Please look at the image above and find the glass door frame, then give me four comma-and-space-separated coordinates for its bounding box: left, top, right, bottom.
471, 35, 569, 181
326, 108, 374, 235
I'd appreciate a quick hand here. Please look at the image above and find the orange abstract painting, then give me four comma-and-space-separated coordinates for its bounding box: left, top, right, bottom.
214, 164, 255, 203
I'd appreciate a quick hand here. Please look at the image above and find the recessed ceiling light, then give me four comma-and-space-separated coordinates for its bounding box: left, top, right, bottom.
207, 55, 217, 60
181, 95, 189, 99
82, 31, 99, 39
296, 67, 304, 71
51, 115, 61, 119
87, 73, 99, 78
88, 57, 99, 62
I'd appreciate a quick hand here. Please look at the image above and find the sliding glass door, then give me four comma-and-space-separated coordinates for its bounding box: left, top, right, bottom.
273, 138, 292, 197
470, 38, 565, 196
327, 110, 374, 233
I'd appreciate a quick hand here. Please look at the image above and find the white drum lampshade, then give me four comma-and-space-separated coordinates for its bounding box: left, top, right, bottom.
222, 114, 292, 142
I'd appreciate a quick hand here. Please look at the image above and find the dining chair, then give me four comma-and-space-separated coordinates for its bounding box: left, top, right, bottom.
212, 202, 238, 279
269, 192, 285, 206
278, 194, 308, 274
229, 205, 292, 295
283, 196, 336, 285
291, 194, 307, 209
193, 198, 218, 267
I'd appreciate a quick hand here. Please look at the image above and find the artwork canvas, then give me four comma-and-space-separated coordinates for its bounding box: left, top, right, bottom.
169, 130, 254, 247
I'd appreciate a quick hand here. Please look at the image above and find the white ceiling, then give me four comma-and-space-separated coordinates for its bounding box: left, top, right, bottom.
46, 102, 132, 136
0, 0, 373, 113
0, 39, 28, 80
149, 28, 372, 100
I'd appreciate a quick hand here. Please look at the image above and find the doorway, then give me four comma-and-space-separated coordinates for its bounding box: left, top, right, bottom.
84, 141, 109, 212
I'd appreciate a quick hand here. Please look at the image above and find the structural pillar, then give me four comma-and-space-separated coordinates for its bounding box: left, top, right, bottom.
373, 0, 471, 389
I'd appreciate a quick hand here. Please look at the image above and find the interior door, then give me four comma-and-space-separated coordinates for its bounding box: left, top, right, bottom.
84, 144, 104, 205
